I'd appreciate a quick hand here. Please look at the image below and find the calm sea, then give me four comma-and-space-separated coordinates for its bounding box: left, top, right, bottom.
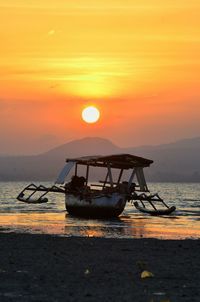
0, 182, 199, 239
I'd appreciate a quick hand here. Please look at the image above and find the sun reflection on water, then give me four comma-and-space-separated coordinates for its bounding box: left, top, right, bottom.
0, 212, 199, 239
0, 182, 199, 239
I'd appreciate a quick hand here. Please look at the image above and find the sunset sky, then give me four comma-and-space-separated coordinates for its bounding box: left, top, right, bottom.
0, 0, 200, 155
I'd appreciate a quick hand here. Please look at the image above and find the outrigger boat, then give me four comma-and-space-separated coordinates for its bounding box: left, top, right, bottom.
17, 154, 176, 217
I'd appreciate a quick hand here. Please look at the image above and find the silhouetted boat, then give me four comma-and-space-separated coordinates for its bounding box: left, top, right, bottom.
17, 154, 176, 217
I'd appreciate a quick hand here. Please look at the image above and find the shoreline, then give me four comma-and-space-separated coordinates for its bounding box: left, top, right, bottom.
0, 212, 199, 240
0, 233, 199, 301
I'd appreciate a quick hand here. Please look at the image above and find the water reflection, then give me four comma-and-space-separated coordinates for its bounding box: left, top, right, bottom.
64, 215, 130, 237
0, 211, 199, 239
62, 211, 200, 239
0, 181, 200, 239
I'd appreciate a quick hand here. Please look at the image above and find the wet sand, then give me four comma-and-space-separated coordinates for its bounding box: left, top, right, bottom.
0, 233, 199, 301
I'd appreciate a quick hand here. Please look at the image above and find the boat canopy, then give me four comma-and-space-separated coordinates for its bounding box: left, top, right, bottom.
55, 154, 153, 185
66, 154, 153, 169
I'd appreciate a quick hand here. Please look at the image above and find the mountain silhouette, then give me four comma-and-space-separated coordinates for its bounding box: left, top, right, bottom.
44, 137, 120, 158
124, 137, 200, 182
0, 136, 200, 182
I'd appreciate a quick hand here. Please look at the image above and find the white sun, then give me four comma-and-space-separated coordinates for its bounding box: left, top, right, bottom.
82, 106, 100, 124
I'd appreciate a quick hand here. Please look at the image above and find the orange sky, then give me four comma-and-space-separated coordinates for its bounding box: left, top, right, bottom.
0, 0, 200, 154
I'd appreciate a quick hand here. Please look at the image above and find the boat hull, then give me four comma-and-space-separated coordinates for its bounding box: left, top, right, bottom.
65, 192, 126, 218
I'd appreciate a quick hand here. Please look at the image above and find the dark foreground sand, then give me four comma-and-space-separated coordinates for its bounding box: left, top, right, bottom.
0, 233, 199, 302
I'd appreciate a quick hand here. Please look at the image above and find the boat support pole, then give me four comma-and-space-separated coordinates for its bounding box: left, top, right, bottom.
103, 172, 109, 188
107, 164, 114, 188
117, 169, 123, 185
140, 200, 146, 208
75, 163, 78, 176
86, 165, 89, 186
160, 199, 170, 209
148, 200, 157, 211
128, 169, 136, 190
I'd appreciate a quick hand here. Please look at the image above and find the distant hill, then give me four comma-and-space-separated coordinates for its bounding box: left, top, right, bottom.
44, 137, 120, 158
0, 137, 121, 181
0, 136, 200, 182
124, 137, 200, 182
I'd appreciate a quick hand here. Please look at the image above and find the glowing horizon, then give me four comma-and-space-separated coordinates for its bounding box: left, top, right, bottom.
0, 0, 200, 154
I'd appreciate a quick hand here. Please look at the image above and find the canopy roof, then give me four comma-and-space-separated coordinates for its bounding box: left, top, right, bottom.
66, 154, 153, 169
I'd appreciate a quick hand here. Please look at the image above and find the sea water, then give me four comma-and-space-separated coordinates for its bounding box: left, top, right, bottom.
0, 181, 199, 239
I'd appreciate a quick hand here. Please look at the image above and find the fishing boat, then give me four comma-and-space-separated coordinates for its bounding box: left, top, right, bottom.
17, 154, 176, 217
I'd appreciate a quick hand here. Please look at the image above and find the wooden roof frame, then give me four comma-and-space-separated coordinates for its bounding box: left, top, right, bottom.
66, 154, 153, 169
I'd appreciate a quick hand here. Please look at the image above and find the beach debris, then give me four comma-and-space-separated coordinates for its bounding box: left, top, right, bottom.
136, 260, 154, 279
84, 269, 90, 275
141, 270, 154, 279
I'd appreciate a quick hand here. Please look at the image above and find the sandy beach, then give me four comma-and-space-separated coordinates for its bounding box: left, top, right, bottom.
0, 233, 199, 301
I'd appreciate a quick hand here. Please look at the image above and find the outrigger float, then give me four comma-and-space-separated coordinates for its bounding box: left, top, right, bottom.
17, 154, 176, 218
